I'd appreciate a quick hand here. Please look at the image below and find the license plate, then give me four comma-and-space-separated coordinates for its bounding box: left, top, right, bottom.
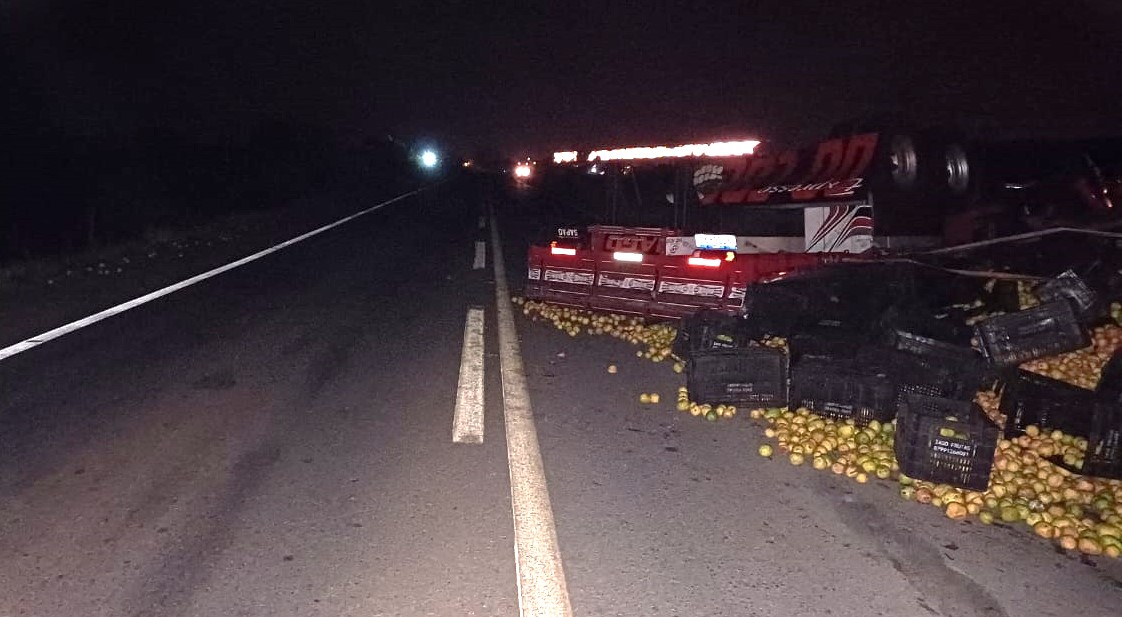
694, 233, 737, 251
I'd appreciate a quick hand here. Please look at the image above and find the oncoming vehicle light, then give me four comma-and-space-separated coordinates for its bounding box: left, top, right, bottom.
612, 251, 644, 263
550, 241, 577, 256
514, 164, 532, 178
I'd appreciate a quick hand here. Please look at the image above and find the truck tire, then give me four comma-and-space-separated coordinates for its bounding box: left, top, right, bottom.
866, 125, 926, 203
825, 115, 928, 200
922, 128, 982, 211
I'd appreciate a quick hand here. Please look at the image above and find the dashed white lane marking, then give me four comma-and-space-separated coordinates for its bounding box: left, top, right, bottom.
473, 241, 487, 270
452, 307, 486, 444
0, 190, 421, 362
478, 215, 486, 230
489, 212, 573, 617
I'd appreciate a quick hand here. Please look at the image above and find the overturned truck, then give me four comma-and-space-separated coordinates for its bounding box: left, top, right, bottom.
526, 123, 1122, 317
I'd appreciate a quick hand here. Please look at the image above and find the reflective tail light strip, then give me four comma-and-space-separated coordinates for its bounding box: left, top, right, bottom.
612, 251, 644, 263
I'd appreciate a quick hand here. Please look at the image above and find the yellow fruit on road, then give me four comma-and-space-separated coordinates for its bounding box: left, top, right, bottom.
673, 362, 684, 373
607, 364, 618, 374
946, 502, 968, 520
1033, 522, 1055, 539
706, 411, 719, 422
855, 473, 868, 484
812, 456, 829, 470
1078, 537, 1103, 556
649, 393, 661, 404
758, 444, 774, 458
789, 453, 805, 466
677, 400, 690, 412
979, 511, 995, 525
639, 393, 651, 404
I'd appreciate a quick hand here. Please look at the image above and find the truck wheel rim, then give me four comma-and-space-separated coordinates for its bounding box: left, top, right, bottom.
945, 144, 971, 195
889, 135, 918, 189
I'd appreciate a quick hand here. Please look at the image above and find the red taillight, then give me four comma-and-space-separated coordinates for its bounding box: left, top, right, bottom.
688, 249, 733, 267
550, 241, 577, 256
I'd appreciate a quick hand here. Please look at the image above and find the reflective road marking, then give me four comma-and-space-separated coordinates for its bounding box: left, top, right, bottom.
452, 306, 485, 444
489, 212, 573, 617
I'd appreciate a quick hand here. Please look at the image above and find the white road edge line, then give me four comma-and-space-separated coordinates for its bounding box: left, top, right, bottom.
473, 241, 487, 270
452, 306, 486, 444
0, 189, 422, 362
489, 211, 573, 617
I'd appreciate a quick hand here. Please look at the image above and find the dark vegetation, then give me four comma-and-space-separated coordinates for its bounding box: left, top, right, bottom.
2, 120, 420, 264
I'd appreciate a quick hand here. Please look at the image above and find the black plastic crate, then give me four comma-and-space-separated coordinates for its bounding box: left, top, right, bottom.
856, 346, 984, 405
987, 279, 1024, 313
671, 310, 750, 359
787, 330, 866, 363
1034, 270, 1103, 323
878, 303, 974, 346
974, 300, 1090, 367
895, 394, 1000, 491
883, 329, 983, 366
1095, 349, 1122, 404
1082, 404, 1122, 480
686, 347, 789, 407
790, 357, 897, 425
803, 262, 920, 309
1000, 369, 1095, 438
741, 284, 813, 337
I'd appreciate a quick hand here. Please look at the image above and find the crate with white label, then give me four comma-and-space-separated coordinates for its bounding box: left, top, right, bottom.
894, 394, 1000, 491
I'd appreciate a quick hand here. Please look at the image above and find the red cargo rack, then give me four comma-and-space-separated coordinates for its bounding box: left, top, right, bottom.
524, 226, 839, 318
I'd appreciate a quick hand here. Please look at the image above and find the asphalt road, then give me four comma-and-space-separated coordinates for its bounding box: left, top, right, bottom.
0, 177, 517, 616
1, 173, 1121, 617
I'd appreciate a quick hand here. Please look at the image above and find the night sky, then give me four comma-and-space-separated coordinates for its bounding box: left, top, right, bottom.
6, 0, 1122, 157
